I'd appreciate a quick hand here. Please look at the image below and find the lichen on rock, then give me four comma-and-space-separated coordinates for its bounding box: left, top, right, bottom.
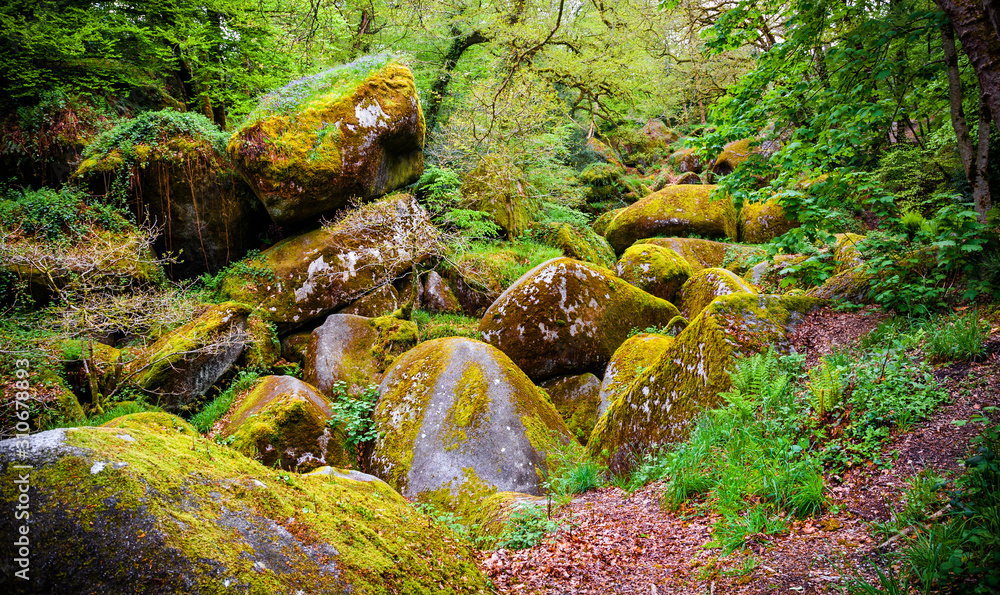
615, 243, 693, 303
539, 373, 601, 445
595, 333, 674, 422
677, 267, 758, 319
739, 197, 797, 244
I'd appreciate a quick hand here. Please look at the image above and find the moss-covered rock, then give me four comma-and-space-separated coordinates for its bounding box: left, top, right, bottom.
615, 244, 693, 303
340, 284, 402, 317
368, 313, 420, 372
833, 233, 866, 273
305, 314, 380, 395
243, 313, 280, 369
280, 331, 312, 366
677, 267, 758, 319
369, 338, 578, 508
592, 208, 625, 236
587, 293, 819, 472
531, 222, 617, 269
75, 110, 267, 279
215, 375, 348, 472
419, 270, 462, 314
479, 258, 680, 380
739, 198, 797, 243
129, 302, 251, 410
635, 237, 764, 274
675, 171, 702, 185
539, 373, 601, 445
0, 422, 487, 593
461, 156, 536, 238
228, 56, 425, 225
806, 268, 872, 303
586, 137, 625, 168
578, 162, 630, 207
710, 139, 780, 177
603, 185, 738, 254
596, 333, 674, 421
639, 119, 678, 151
668, 148, 702, 174
219, 193, 436, 329
101, 410, 198, 437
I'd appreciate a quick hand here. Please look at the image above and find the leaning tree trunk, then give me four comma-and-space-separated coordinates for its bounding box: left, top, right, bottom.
935, 0, 1000, 134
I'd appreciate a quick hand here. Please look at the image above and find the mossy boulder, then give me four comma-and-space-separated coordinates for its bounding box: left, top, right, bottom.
615, 244, 693, 303
340, 284, 401, 317
592, 208, 625, 236
833, 233, 866, 273
806, 268, 873, 303
243, 313, 281, 369
578, 162, 630, 207
531, 221, 617, 269
0, 421, 487, 593
603, 185, 738, 254
461, 156, 536, 237
305, 313, 417, 395
129, 302, 252, 410
215, 375, 348, 472
101, 410, 198, 437
228, 56, 425, 225
739, 198, 797, 243
219, 193, 436, 329
596, 333, 674, 420
539, 373, 601, 445
419, 270, 462, 314
710, 139, 780, 176
587, 293, 819, 472
675, 171, 702, 185
479, 258, 680, 380
636, 237, 763, 274
639, 119, 678, 150
668, 148, 703, 174
280, 331, 312, 366
677, 267, 758, 319
75, 110, 267, 279
585, 137, 625, 168
467, 492, 547, 547
369, 338, 578, 507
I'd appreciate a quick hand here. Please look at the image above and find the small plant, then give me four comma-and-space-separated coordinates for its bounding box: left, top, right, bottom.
495, 504, 560, 550
326, 381, 380, 465
807, 357, 844, 418
924, 310, 990, 363
189, 368, 264, 433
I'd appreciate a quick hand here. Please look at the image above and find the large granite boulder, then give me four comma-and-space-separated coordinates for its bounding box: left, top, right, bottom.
213, 375, 349, 472
219, 193, 436, 329
419, 270, 462, 314
739, 197, 797, 243
587, 294, 818, 472
616, 243, 693, 303
668, 148, 703, 174
677, 267, 758, 319
539, 373, 602, 445
75, 110, 267, 279
596, 332, 675, 421
710, 138, 780, 176
479, 258, 680, 380
228, 56, 424, 225
0, 417, 486, 593
531, 221, 617, 269
636, 237, 765, 274
603, 186, 738, 254
369, 338, 578, 508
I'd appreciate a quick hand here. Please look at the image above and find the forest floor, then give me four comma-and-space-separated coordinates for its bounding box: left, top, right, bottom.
477, 306, 1000, 594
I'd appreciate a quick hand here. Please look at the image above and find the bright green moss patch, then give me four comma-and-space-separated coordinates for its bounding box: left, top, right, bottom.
615, 243, 692, 303
677, 267, 758, 319
530, 222, 616, 269
450, 239, 563, 297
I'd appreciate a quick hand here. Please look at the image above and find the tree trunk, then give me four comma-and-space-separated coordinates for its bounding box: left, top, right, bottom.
936, 0, 1000, 134
942, 21, 976, 180
973, 97, 993, 221
424, 29, 488, 137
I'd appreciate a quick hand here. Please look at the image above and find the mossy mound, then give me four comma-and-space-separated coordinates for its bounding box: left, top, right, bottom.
639, 119, 678, 151
0, 424, 487, 593
228, 56, 425, 225
739, 198, 797, 243
216, 375, 348, 472
746, 253, 809, 293
101, 411, 198, 437
539, 373, 601, 445
592, 208, 625, 236
585, 137, 625, 168
636, 237, 764, 274
369, 338, 578, 508
615, 244, 693, 303
675, 171, 702, 185
479, 258, 680, 380
596, 333, 674, 421
420, 271, 462, 314
220, 193, 436, 329
467, 491, 547, 546
588, 293, 820, 472
710, 139, 780, 177
340, 284, 402, 317
461, 156, 536, 237
668, 148, 703, 174
603, 185, 738, 254
75, 110, 266, 279
806, 268, 873, 303
244, 313, 281, 369
677, 267, 758, 319
531, 222, 617, 269
833, 233, 866, 273
130, 302, 251, 410
578, 162, 630, 206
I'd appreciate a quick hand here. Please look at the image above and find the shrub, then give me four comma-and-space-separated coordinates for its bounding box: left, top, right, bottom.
495, 505, 561, 550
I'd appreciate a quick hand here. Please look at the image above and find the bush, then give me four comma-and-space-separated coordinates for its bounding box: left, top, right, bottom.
495, 504, 561, 550
0, 185, 132, 241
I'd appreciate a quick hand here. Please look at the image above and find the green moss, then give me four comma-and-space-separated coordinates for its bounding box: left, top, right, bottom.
833, 233, 866, 273
450, 239, 563, 297
368, 314, 419, 372
539, 374, 600, 445
101, 411, 198, 437
531, 222, 616, 269
595, 333, 673, 425
2, 422, 487, 593
461, 156, 536, 238
615, 243, 692, 302
739, 197, 797, 243
442, 364, 491, 450
604, 185, 738, 254
668, 148, 702, 173
677, 267, 758, 319
243, 313, 280, 369
592, 207, 624, 236
711, 138, 753, 174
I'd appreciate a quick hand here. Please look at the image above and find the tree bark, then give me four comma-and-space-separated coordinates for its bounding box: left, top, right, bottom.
942, 21, 976, 180
973, 97, 993, 221
423, 29, 488, 137
936, 0, 1000, 133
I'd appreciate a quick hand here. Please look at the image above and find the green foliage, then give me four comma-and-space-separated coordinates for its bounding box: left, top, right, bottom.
188, 368, 264, 434
84, 109, 231, 161
807, 357, 845, 418
62, 400, 160, 429
0, 185, 132, 241
544, 445, 604, 502
495, 505, 561, 550
452, 239, 563, 294
326, 381, 380, 463
924, 311, 990, 363
415, 165, 501, 238
411, 310, 481, 341
412, 503, 476, 544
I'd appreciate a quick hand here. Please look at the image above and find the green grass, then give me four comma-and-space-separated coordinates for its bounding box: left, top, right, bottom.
412, 310, 482, 341
188, 368, 264, 433
452, 239, 563, 295
924, 310, 990, 362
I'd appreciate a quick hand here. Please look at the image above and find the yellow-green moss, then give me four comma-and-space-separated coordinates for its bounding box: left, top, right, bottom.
592, 208, 625, 236
539, 374, 600, 445
442, 363, 491, 450
615, 243, 692, 303
101, 411, 198, 437
243, 313, 280, 369
595, 333, 673, 424
668, 148, 702, 173
677, 267, 758, 319
462, 155, 536, 238
711, 138, 753, 175
739, 198, 797, 243
833, 233, 865, 274
603, 185, 738, 254
369, 314, 419, 372
532, 222, 616, 269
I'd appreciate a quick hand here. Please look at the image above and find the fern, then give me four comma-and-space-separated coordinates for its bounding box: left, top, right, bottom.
807, 358, 844, 418
727, 347, 790, 403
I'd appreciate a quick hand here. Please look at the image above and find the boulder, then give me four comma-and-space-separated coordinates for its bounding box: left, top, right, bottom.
0, 420, 487, 593
479, 258, 680, 380
596, 333, 674, 420
585, 137, 625, 168
739, 198, 797, 243
592, 207, 625, 236
806, 268, 873, 303
675, 171, 701, 184
711, 138, 780, 176
587, 294, 818, 472
603, 185, 738, 254
833, 233, 865, 273
219, 193, 437, 329
339, 284, 401, 317
75, 110, 267, 279
129, 302, 252, 410
101, 410, 198, 436
677, 267, 758, 319
461, 156, 535, 237
228, 56, 425, 225
539, 373, 601, 445
214, 375, 348, 472
531, 222, 617, 269
616, 244, 693, 303
668, 148, 702, 173
635, 237, 764, 274
369, 338, 578, 507
420, 270, 462, 314
639, 119, 678, 150
579, 162, 630, 208
280, 331, 312, 366
305, 313, 418, 395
